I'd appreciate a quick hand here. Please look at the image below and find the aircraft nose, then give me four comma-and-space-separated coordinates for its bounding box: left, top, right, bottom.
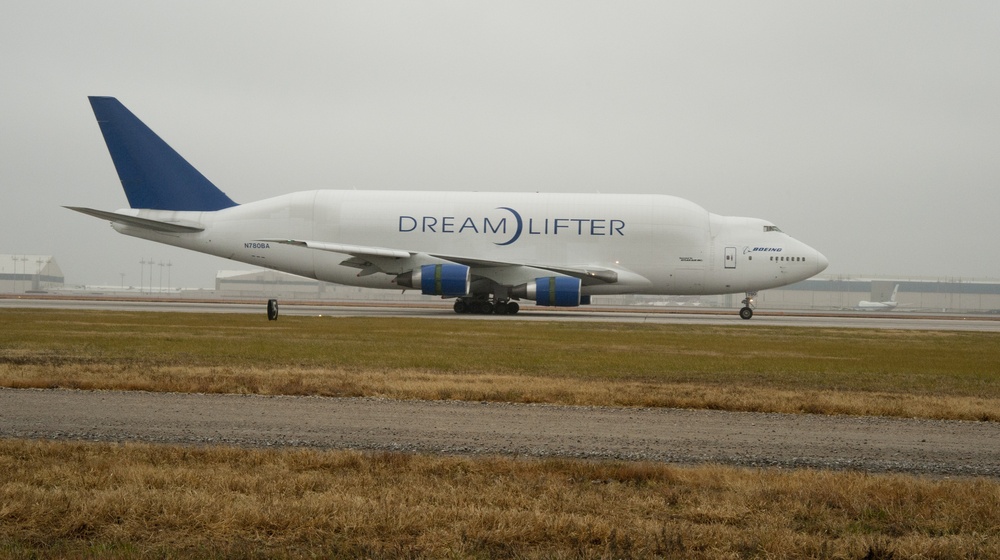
814, 249, 829, 274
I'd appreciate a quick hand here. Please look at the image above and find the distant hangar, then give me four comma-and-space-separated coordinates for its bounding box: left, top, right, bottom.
214, 269, 1000, 314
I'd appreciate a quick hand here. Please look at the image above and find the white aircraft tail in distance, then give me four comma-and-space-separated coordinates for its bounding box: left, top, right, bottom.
856, 284, 900, 311
68, 97, 828, 319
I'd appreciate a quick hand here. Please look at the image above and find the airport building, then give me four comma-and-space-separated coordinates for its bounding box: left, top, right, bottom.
6, 259, 995, 314
750, 278, 1000, 313
215, 270, 427, 303
0, 255, 65, 293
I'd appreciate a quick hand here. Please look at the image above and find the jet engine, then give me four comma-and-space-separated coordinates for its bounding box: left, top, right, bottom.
511, 276, 582, 307
395, 264, 470, 296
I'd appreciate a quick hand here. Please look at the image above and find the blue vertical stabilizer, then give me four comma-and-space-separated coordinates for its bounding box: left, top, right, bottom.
88, 96, 238, 211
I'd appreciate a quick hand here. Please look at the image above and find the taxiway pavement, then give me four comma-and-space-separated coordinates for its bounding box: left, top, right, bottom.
3, 296, 999, 332
2, 388, 997, 477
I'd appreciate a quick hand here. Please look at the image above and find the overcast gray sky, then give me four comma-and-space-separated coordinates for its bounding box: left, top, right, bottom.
2, 1, 998, 288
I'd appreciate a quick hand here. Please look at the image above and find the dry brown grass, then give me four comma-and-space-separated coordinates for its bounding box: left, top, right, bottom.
3, 310, 999, 558
1, 309, 999, 421
4, 362, 998, 422
1, 439, 998, 559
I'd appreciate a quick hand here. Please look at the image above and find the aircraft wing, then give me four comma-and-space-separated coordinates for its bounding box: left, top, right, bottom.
442, 255, 620, 285
261, 238, 622, 285
262, 239, 413, 259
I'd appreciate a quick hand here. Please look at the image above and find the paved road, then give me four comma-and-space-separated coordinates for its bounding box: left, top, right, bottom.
3, 296, 1000, 331
2, 388, 997, 477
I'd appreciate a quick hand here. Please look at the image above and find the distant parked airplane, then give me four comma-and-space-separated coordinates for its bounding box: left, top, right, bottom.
857, 284, 900, 311
68, 97, 828, 319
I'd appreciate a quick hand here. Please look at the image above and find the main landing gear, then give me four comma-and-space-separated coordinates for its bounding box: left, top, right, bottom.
453, 297, 520, 315
740, 291, 757, 320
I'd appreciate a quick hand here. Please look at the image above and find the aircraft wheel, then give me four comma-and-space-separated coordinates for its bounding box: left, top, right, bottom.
453, 300, 468, 314
739, 307, 753, 320
474, 300, 493, 315
267, 299, 279, 321
494, 301, 509, 315
507, 302, 519, 315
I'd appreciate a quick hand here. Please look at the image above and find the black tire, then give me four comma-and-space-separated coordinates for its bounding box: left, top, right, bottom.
508, 301, 520, 315
739, 307, 753, 320
494, 301, 508, 315
267, 299, 279, 321
453, 300, 468, 314
475, 301, 494, 315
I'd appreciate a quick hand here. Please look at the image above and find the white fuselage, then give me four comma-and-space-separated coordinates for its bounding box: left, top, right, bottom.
112, 190, 828, 297
856, 285, 900, 311
856, 301, 899, 310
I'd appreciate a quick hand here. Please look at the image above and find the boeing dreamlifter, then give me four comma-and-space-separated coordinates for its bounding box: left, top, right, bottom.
69, 97, 828, 319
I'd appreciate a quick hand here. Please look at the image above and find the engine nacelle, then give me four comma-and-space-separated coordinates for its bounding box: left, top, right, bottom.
511, 276, 582, 307
395, 264, 470, 296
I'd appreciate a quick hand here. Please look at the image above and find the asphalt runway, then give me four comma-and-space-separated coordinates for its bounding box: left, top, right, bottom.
2, 388, 998, 477
3, 296, 1000, 331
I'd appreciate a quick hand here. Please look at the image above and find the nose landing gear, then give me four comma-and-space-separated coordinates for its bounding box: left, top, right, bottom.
740, 292, 757, 320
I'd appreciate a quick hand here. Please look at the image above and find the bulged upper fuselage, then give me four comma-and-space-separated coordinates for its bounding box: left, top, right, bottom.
108, 189, 827, 297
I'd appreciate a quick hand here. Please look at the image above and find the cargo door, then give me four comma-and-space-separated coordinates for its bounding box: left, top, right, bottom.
724, 246, 736, 269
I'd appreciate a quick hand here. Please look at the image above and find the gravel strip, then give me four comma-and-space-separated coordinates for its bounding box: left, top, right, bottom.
2, 388, 997, 477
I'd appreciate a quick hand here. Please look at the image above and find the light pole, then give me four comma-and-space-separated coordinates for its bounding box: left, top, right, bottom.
35, 258, 44, 291
19, 257, 28, 293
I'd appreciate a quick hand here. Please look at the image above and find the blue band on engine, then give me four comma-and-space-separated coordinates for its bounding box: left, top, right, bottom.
535, 276, 581, 307
419, 264, 468, 296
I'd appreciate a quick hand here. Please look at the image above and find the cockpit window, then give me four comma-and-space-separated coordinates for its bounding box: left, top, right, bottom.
764, 225, 782, 233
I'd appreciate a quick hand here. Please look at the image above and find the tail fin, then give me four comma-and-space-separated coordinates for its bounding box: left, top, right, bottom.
88, 96, 237, 211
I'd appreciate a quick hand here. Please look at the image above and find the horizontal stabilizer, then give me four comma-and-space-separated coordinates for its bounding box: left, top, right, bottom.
65, 207, 205, 233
